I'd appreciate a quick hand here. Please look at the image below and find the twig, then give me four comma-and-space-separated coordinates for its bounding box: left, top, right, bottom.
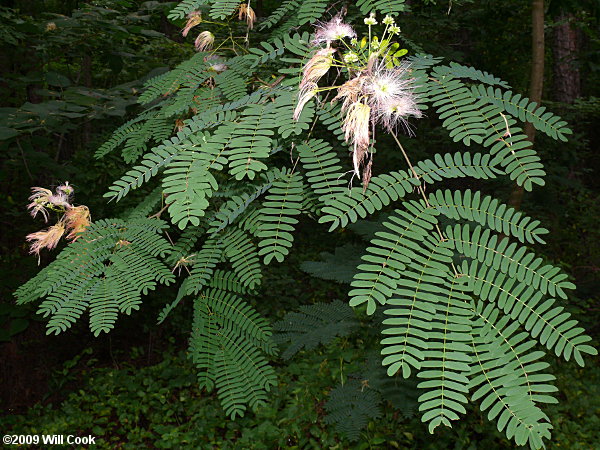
149, 203, 168, 219
16, 138, 34, 182
390, 130, 459, 277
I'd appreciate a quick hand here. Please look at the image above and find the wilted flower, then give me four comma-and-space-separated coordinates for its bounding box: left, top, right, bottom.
293, 82, 318, 120
342, 102, 371, 177
333, 76, 366, 112
182, 11, 202, 37
300, 48, 335, 88
238, 3, 256, 29
194, 31, 214, 51
63, 205, 91, 241
313, 15, 356, 47
26, 223, 66, 261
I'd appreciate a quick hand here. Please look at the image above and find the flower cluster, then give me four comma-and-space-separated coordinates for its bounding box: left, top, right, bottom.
313, 15, 356, 47
25, 182, 91, 261
294, 13, 421, 188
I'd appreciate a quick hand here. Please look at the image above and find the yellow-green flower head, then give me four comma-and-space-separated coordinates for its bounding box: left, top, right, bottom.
382, 15, 395, 25
389, 25, 401, 35
350, 37, 358, 46
364, 13, 377, 26
344, 52, 359, 63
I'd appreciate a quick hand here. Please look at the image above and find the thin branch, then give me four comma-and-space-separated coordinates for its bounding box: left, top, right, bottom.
16, 138, 34, 182
389, 130, 459, 277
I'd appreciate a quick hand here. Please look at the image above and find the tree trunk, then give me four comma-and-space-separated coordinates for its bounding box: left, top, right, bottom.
508, 0, 545, 210
553, 12, 580, 103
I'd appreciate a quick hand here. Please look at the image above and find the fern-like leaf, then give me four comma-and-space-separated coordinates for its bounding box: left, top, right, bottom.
324, 380, 382, 441
472, 85, 572, 141
189, 288, 277, 418
273, 300, 359, 359
257, 171, 304, 264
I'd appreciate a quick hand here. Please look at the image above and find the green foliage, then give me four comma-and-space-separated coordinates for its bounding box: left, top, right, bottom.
274, 299, 359, 359
209, 0, 242, 20
472, 85, 573, 141
189, 288, 277, 418
356, 0, 408, 15
257, 171, 304, 264
429, 189, 549, 245
168, 0, 210, 20
300, 243, 364, 284
14, 218, 175, 336
324, 380, 382, 441
259, 0, 301, 30
12, 1, 597, 447
4, 347, 598, 449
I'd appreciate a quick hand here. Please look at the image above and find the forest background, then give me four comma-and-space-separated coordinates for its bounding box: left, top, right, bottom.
0, 0, 599, 448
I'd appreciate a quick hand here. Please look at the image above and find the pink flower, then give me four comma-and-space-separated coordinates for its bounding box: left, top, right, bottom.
182, 11, 202, 37
195, 31, 214, 52
63, 205, 91, 241
300, 48, 335, 88
26, 223, 66, 261
293, 82, 318, 120
313, 15, 356, 47
365, 60, 422, 131
48, 193, 70, 208
56, 182, 74, 196
342, 102, 371, 178
27, 187, 53, 221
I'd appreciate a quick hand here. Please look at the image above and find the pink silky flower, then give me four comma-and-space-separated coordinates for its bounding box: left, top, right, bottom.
365, 60, 422, 131
293, 82, 318, 120
300, 48, 335, 88
27, 187, 53, 221
56, 182, 74, 196
27, 223, 66, 261
48, 193, 71, 208
195, 31, 214, 52
63, 205, 91, 241
182, 11, 202, 37
313, 15, 356, 47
